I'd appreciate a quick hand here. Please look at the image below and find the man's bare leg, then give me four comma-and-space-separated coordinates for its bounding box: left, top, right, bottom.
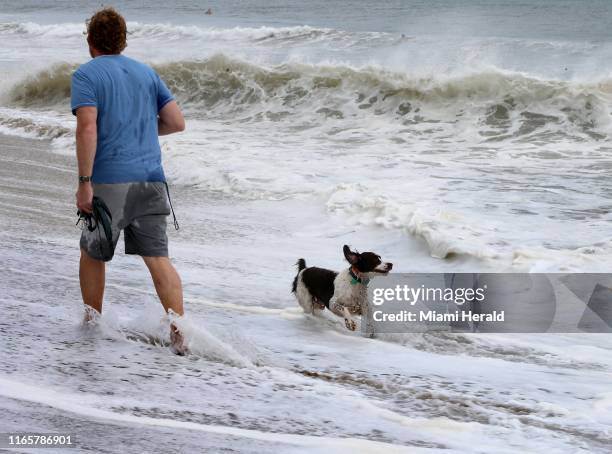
142, 256, 186, 354
142, 256, 184, 314
80, 248, 105, 321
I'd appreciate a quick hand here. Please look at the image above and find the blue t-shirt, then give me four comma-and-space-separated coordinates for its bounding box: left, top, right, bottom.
70, 54, 174, 183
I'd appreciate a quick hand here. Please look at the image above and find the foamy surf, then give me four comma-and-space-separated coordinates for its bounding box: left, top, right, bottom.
80, 305, 256, 368
0, 377, 422, 453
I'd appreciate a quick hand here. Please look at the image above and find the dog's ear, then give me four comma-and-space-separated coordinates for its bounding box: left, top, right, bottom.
343, 245, 359, 265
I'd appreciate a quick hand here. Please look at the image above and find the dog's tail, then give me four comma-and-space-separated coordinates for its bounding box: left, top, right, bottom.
291, 258, 307, 293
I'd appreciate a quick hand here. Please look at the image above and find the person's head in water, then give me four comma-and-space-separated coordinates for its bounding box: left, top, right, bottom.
86, 7, 127, 57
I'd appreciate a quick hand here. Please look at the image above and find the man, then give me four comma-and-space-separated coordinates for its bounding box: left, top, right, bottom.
71, 8, 187, 354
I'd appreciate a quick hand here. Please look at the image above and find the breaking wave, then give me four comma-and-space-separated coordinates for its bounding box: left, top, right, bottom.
7, 63, 75, 107
0, 21, 349, 43
325, 183, 496, 260
5, 55, 611, 139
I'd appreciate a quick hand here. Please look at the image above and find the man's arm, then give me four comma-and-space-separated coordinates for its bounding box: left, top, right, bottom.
75, 106, 98, 214
158, 100, 185, 136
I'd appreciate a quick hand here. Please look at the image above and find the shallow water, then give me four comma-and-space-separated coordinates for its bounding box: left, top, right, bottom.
1, 135, 611, 452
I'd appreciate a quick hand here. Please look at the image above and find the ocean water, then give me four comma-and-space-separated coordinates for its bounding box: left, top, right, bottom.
1, 1, 612, 452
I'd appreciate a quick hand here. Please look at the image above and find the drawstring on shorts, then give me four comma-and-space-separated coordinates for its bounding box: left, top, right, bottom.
164, 182, 180, 230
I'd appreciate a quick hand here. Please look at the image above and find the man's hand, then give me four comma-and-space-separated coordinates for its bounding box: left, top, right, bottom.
76, 183, 94, 213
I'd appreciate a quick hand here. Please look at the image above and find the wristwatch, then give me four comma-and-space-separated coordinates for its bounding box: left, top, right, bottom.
79, 175, 92, 184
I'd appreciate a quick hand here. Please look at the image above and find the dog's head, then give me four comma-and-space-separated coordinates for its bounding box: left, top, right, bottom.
343, 245, 393, 277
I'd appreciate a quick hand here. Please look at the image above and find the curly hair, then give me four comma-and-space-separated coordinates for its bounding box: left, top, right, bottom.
86, 8, 127, 55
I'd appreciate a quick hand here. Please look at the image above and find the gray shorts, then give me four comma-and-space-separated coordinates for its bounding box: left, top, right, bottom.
80, 182, 171, 261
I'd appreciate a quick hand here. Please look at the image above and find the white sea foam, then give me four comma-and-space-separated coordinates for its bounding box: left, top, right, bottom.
0, 376, 422, 453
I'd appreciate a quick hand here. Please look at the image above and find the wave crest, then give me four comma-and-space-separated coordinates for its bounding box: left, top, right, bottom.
8, 63, 75, 107
5, 55, 612, 139
0, 20, 340, 43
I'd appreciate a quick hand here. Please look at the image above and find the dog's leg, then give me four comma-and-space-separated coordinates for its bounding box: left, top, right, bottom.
329, 298, 357, 331
312, 296, 326, 313
295, 278, 314, 314
342, 307, 357, 331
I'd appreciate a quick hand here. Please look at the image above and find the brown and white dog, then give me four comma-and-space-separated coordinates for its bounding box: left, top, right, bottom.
292, 245, 393, 330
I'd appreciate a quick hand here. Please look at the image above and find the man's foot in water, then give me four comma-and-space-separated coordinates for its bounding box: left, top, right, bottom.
170, 322, 188, 356
82, 305, 101, 325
